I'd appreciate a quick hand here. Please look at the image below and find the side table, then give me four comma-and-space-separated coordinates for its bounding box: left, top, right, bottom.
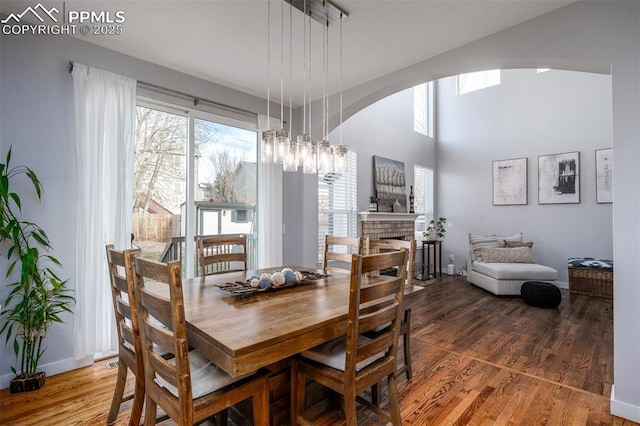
421, 240, 442, 280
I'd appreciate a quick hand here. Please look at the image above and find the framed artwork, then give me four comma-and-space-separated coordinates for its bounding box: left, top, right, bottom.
538, 151, 580, 204
492, 157, 528, 205
595, 148, 613, 204
373, 155, 406, 212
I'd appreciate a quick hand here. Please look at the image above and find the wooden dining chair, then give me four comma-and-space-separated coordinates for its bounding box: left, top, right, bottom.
197, 234, 247, 277
291, 249, 408, 425
321, 235, 363, 273
105, 244, 144, 426
365, 237, 417, 381
131, 256, 270, 426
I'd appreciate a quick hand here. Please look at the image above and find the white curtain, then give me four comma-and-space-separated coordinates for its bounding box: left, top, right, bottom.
257, 114, 283, 268
72, 63, 136, 359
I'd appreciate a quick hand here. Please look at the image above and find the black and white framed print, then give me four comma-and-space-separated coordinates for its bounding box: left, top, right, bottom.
596, 148, 613, 204
538, 151, 580, 204
373, 155, 406, 212
492, 157, 527, 205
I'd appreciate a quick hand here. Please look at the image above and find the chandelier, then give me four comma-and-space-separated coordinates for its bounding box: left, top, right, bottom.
261, 0, 349, 175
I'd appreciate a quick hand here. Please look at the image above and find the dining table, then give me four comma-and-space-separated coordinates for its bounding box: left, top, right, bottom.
174, 266, 425, 378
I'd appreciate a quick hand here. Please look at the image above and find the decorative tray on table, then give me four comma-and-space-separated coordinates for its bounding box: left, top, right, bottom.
215, 268, 329, 295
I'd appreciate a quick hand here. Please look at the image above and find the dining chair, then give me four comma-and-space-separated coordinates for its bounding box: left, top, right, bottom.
105, 244, 144, 426
291, 249, 408, 425
365, 237, 417, 381
321, 235, 363, 274
131, 256, 270, 426
197, 234, 247, 277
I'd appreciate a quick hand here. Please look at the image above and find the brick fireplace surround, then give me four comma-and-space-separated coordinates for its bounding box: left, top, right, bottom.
358, 212, 420, 241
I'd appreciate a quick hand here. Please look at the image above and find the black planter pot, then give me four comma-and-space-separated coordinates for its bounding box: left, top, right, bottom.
9, 372, 46, 393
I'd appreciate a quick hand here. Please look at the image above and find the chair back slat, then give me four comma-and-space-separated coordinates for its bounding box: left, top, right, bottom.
144, 318, 177, 354
120, 323, 135, 346
359, 303, 397, 333
203, 252, 245, 264
113, 274, 129, 294
360, 280, 400, 304
322, 235, 363, 273
139, 288, 173, 329
116, 296, 132, 320
356, 333, 394, 365
365, 238, 416, 285
197, 235, 247, 276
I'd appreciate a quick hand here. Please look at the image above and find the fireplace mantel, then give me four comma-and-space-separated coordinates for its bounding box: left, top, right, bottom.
358, 212, 420, 222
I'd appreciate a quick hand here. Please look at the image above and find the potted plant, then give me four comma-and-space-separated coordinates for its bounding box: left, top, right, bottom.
369, 195, 378, 212
0, 147, 74, 393
424, 217, 447, 241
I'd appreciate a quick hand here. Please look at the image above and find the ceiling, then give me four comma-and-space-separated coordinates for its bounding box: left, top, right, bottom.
2, 0, 577, 107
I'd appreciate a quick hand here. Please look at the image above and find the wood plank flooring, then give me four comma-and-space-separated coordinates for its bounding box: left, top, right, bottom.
1, 275, 636, 425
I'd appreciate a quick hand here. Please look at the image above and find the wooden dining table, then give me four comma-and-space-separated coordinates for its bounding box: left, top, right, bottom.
176, 266, 425, 378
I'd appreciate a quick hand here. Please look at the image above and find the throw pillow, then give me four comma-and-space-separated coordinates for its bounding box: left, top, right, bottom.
469, 233, 500, 262
504, 240, 534, 248
497, 233, 523, 246
481, 246, 536, 263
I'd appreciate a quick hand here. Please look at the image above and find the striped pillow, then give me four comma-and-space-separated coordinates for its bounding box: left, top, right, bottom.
469, 233, 500, 262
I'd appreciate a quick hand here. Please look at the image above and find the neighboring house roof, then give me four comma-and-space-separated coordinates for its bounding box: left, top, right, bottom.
134, 197, 174, 215
235, 161, 256, 179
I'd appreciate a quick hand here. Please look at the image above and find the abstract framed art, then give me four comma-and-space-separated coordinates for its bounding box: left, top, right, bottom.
492, 157, 528, 205
538, 151, 580, 204
373, 155, 407, 212
595, 148, 613, 204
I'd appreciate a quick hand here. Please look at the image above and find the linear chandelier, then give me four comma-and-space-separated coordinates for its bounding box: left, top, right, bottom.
261, 0, 349, 175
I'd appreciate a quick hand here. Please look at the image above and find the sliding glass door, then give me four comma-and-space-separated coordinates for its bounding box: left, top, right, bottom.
133, 101, 258, 276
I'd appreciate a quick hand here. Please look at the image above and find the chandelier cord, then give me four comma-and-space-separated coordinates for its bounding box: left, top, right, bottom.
324, 17, 329, 140
307, 5, 312, 134
302, 0, 307, 134
289, 0, 293, 136
266, 0, 271, 122
339, 11, 343, 146
280, 0, 285, 130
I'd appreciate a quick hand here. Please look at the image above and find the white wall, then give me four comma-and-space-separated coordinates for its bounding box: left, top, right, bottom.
437, 68, 613, 284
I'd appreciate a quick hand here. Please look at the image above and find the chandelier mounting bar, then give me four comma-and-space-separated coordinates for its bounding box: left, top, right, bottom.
284, 0, 348, 26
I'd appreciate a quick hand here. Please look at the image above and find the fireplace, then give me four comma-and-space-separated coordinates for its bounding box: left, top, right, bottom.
358, 212, 419, 241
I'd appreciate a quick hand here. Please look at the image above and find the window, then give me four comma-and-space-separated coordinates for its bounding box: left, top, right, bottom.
317, 151, 358, 263
413, 81, 434, 137
133, 100, 258, 276
413, 164, 434, 240
457, 69, 501, 95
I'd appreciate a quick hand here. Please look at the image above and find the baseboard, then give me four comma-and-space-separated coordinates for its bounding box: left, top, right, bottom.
555, 281, 569, 290
0, 355, 93, 390
611, 385, 640, 423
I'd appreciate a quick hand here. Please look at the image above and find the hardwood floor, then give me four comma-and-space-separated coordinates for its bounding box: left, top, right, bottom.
1, 276, 636, 425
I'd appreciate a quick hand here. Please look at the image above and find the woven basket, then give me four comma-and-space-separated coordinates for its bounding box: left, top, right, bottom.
568, 266, 613, 298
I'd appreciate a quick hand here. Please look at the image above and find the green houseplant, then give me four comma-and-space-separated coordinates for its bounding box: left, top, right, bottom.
424, 217, 447, 241
0, 147, 74, 393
